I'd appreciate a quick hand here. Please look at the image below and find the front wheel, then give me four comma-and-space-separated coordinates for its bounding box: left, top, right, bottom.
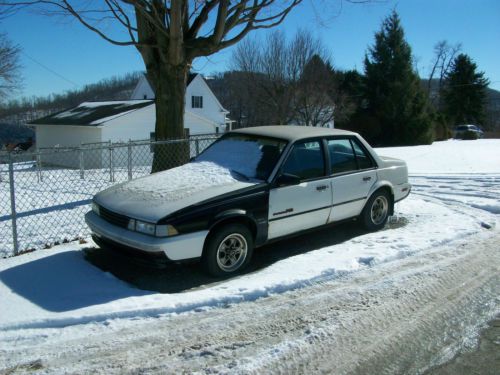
361, 190, 391, 231
202, 223, 254, 277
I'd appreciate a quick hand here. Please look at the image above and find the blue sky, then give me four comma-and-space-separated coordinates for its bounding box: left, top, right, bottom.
1, 0, 499, 99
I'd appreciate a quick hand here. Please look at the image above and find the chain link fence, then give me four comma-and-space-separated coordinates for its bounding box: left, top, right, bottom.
0, 134, 219, 258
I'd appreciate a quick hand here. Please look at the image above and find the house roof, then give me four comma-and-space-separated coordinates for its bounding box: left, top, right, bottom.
30, 100, 153, 126
233, 126, 355, 143
143, 73, 197, 91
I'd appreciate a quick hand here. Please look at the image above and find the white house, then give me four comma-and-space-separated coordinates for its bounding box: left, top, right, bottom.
130, 73, 231, 134
31, 73, 231, 168
32, 74, 230, 147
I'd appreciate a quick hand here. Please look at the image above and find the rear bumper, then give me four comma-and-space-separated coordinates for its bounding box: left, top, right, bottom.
85, 211, 208, 261
394, 182, 411, 203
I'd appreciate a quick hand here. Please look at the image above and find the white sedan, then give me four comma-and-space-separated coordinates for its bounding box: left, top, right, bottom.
86, 126, 411, 276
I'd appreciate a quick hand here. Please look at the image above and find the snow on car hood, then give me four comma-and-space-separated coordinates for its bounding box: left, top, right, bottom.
94, 161, 256, 222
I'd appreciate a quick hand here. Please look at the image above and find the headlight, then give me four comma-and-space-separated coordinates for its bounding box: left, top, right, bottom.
127, 219, 178, 237
135, 220, 156, 236
91, 202, 100, 216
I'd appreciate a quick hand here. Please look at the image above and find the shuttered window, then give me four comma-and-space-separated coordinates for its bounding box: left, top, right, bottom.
192, 96, 203, 108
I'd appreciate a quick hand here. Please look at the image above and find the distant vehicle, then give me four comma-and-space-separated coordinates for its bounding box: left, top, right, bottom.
453, 124, 484, 139
86, 126, 411, 276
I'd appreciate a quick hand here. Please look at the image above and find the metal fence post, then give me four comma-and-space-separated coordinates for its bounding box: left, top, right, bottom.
8, 154, 19, 255
127, 139, 132, 180
36, 152, 43, 183
79, 143, 85, 180
109, 143, 114, 183
195, 139, 200, 156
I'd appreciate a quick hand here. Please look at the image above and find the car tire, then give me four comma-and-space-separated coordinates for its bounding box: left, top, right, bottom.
361, 190, 391, 231
202, 223, 254, 277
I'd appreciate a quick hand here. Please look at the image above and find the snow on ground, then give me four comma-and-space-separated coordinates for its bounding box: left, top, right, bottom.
376, 138, 500, 174
0, 139, 498, 336
0, 166, 151, 257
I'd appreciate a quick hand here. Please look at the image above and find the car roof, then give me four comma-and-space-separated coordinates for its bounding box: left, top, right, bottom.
230, 125, 357, 142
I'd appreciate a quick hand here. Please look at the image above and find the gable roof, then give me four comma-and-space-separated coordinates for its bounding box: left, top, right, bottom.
142, 73, 197, 91
30, 100, 153, 126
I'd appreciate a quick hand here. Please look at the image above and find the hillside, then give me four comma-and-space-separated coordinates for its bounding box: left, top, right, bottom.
0, 72, 143, 130
424, 78, 500, 130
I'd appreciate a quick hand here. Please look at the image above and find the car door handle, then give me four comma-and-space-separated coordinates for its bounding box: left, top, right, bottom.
363, 176, 372, 182
316, 185, 329, 191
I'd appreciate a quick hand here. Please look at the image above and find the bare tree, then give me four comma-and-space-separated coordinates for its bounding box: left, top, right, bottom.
231, 30, 328, 125
427, 40, 461, 107
231, 29, 350, 127
1, 0, 302, 170
0, 32, 21, 102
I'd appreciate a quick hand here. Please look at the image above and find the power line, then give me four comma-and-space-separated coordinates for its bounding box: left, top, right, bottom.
22, 51, 80, 89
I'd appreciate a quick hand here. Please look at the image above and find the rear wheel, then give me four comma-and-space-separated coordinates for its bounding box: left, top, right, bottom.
202, 223, 254, 277
361, 190, 391, 231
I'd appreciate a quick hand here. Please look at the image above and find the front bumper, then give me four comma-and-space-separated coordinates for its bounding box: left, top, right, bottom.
85, 211, 208, 261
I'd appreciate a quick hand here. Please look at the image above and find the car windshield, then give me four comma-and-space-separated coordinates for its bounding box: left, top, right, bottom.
195, 133, 287, 181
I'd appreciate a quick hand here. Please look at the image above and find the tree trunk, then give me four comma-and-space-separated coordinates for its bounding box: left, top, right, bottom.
148, 63, 190, 173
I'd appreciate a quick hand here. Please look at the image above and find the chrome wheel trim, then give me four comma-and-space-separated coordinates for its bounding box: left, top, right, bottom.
371, 195, 389, 225
216, 233, 248, 272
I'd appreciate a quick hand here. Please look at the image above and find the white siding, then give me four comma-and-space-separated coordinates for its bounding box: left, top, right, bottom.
130, 76, 155, 100
186, 75, 226, 126
100, 103, 216, 142
36, 125, 101, 148
35, 125, 102, 168
184, 111, 218, 135
101, 104, 155, 142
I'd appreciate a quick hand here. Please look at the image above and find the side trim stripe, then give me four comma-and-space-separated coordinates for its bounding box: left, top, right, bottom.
269, 197, 367, 222
332, 197, 367, 208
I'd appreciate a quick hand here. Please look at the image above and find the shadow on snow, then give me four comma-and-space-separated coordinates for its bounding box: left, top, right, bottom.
0, 250, 148, 312
84, 221, 367, 294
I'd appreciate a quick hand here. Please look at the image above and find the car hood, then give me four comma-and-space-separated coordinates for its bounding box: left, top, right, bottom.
94, 161, 257, 223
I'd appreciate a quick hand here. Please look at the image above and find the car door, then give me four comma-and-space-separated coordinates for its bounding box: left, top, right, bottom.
326, 138, 377, 222
268, 140, 331, 240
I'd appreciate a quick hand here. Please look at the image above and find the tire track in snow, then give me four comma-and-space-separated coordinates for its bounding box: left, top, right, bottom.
1, 231, 498, 374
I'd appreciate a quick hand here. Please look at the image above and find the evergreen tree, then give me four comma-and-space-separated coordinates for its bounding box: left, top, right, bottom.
442, 53, 489, 126
364, 11, 432, 145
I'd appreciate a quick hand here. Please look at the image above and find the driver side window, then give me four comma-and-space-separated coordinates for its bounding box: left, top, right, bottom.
281, 140, 325, 180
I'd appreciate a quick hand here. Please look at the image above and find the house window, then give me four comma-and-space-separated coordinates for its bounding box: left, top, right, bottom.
192, 95, 203, 108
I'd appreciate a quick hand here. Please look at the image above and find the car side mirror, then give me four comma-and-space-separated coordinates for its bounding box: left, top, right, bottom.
275, 173, 301, 187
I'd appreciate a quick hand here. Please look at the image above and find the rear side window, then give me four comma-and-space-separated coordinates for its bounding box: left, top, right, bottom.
327, 139, 357, 174
351, 140, 374, 169
282, 140, 325, 180
328, 138, 374, 174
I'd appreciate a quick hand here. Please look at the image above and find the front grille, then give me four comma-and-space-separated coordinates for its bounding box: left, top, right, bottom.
98, 205, 130, 228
